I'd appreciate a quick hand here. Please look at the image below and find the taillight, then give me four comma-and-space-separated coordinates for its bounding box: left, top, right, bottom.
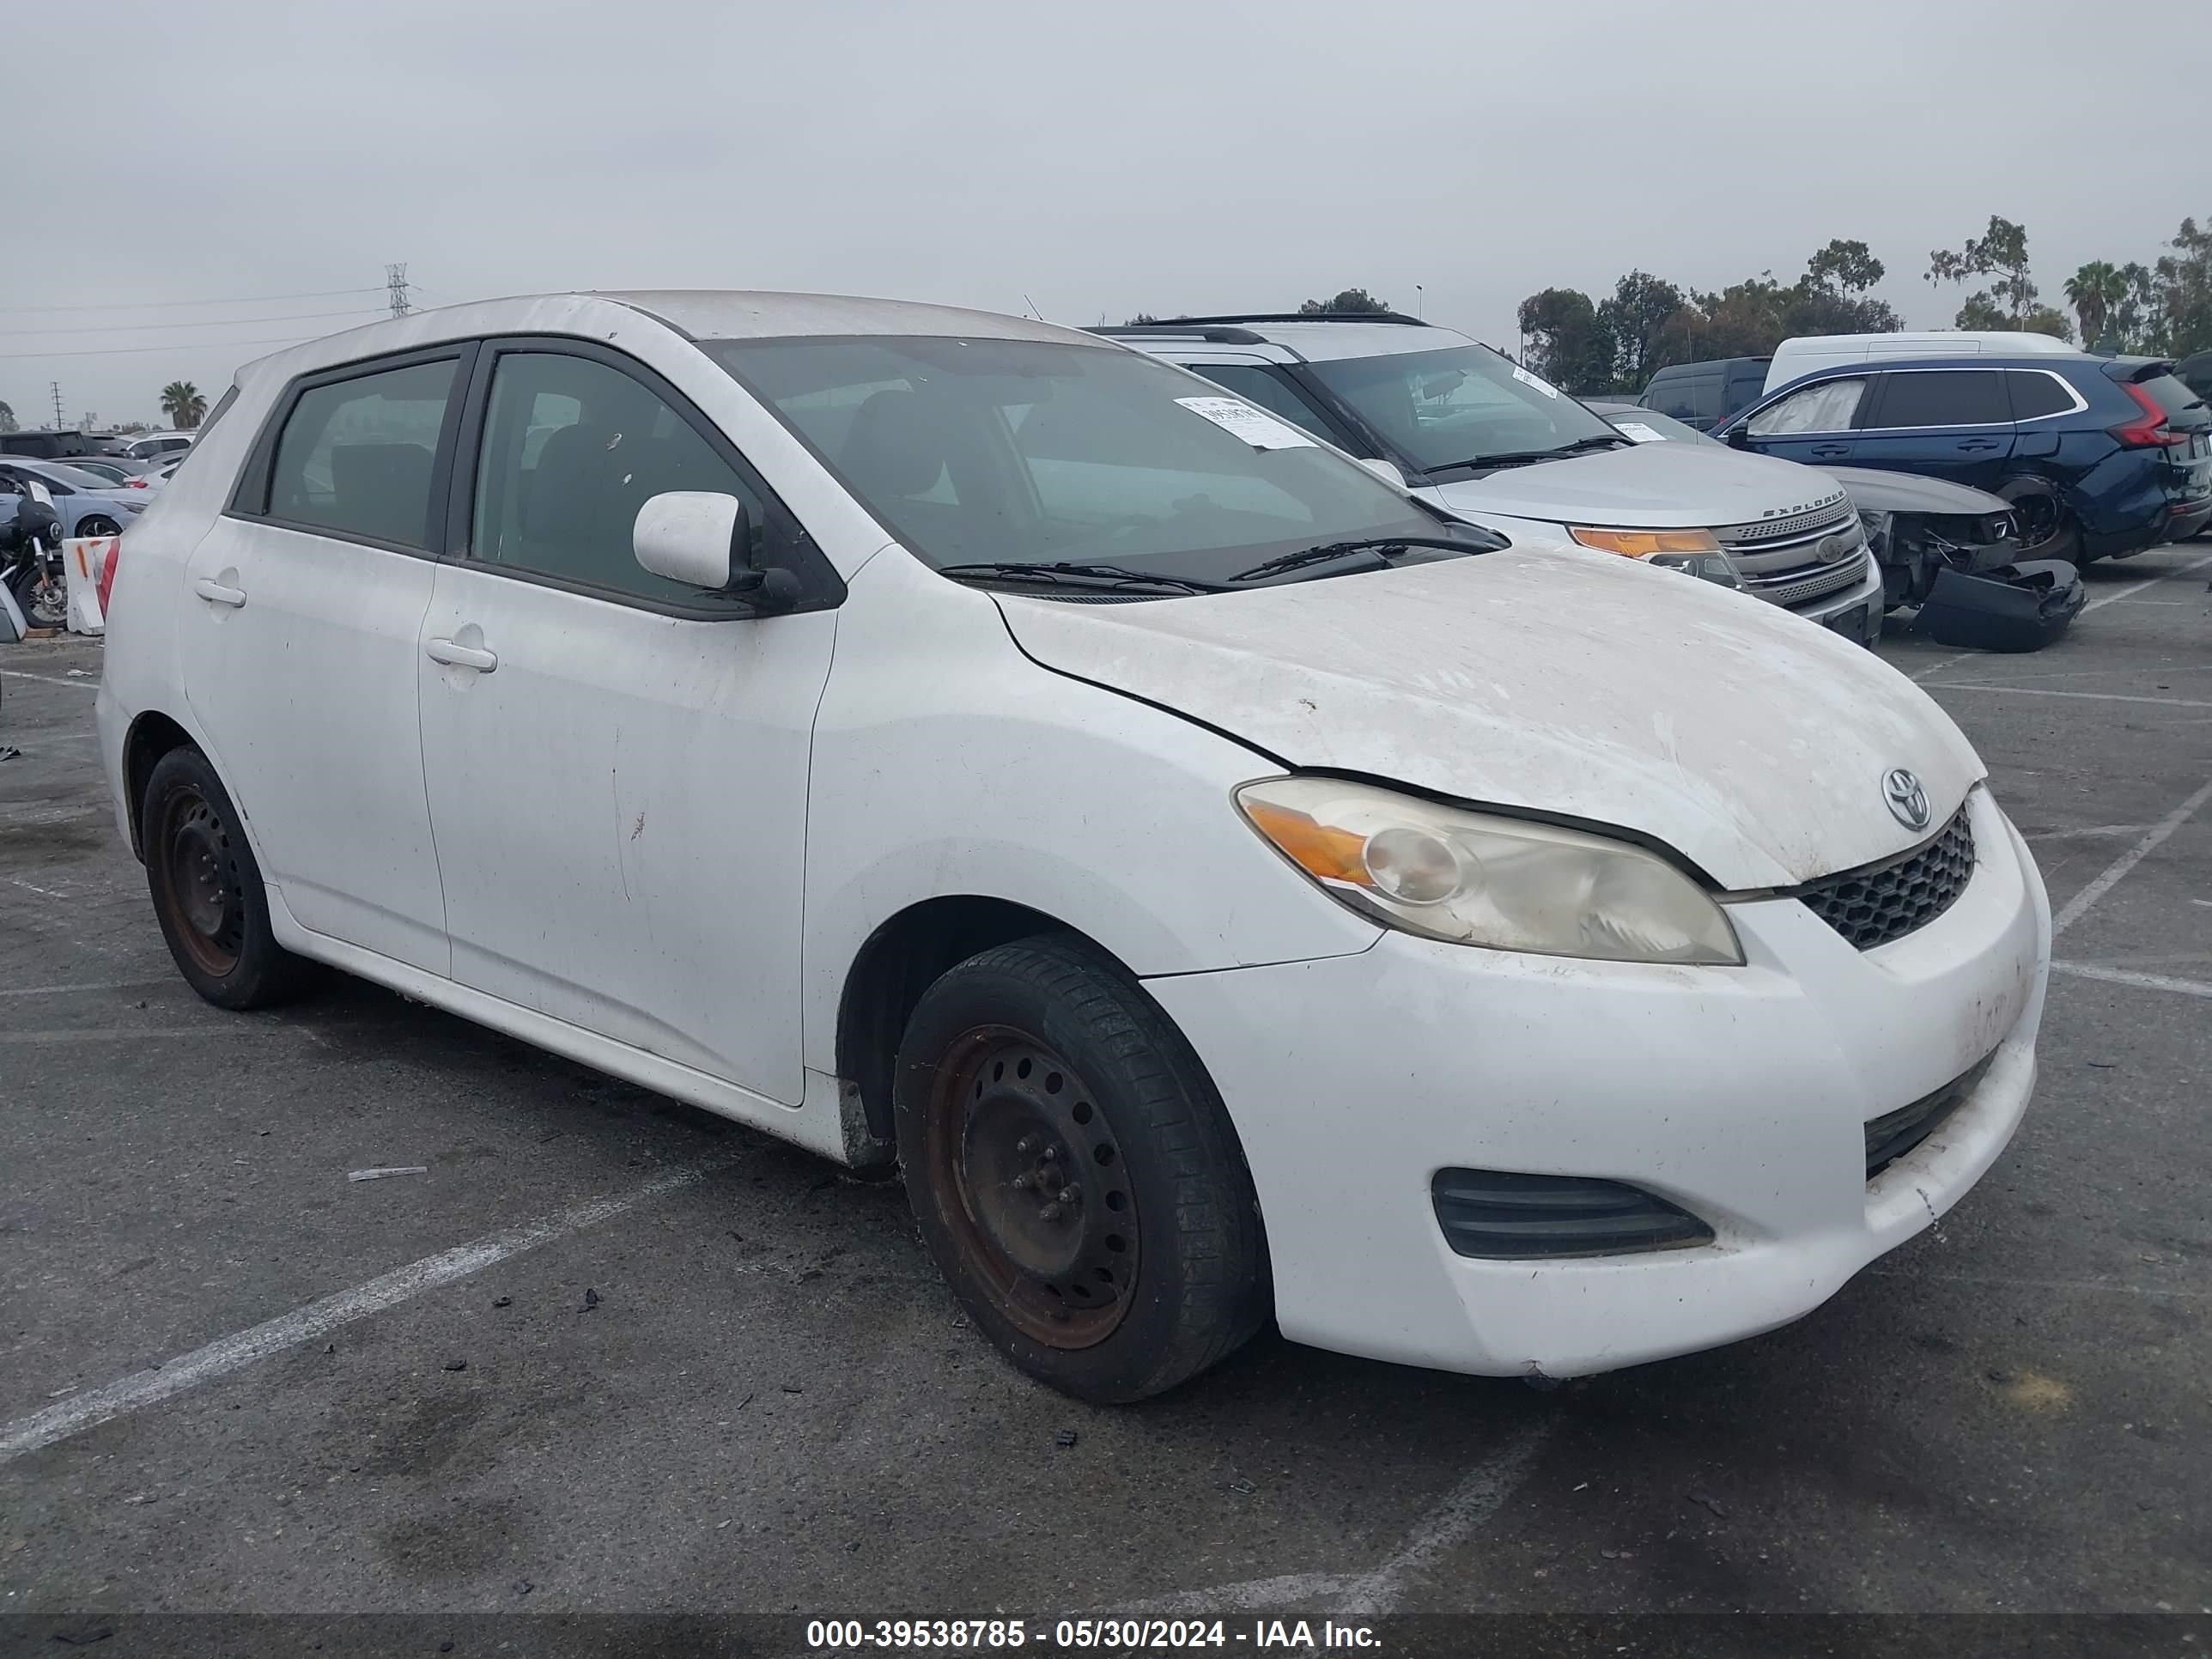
126, 477, 149, 489
97, 540, 119, 612
2111, 383, 2180, 448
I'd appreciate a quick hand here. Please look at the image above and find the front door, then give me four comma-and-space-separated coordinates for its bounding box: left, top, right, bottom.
415, 342, 833, 1104
1735, 374, 1871, 468
178, 349, 469, 973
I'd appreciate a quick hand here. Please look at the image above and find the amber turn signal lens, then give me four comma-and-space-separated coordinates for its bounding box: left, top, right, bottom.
1241, 797, 1371, 886
1568, 526, 1723, 558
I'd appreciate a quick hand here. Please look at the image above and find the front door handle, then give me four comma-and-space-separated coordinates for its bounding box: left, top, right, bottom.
191, 577, 246, 608
425, 635, 498, 673
1808, 443, 1851, 459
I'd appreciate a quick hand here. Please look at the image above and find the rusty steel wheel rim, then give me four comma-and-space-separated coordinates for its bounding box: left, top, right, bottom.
159, 789, 245, 977
925, 1026, 1139, 1349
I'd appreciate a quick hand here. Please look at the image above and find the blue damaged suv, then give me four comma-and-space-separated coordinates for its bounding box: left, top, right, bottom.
1716, 353, 2212, 562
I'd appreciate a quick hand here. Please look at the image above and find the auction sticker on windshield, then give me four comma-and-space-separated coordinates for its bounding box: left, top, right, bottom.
1175, 396, 1316, 449
1613, 421, 1667, 443
1510, 364, 1561, 398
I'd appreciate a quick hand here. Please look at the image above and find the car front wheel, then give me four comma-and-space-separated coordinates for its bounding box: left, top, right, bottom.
895, 936, 1269, 1402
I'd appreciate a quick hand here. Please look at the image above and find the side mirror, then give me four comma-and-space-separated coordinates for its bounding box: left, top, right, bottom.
1724, 425, 1753, 449
633, 490, 801, 611
635, 490, 740, 589
1355, 456, 1408, 488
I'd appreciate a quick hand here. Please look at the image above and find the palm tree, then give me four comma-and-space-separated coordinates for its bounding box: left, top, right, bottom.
2063, 263, 2126, 350
159, 380, 208, 429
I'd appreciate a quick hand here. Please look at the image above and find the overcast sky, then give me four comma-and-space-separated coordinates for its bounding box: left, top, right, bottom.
8, 0, 2208, 427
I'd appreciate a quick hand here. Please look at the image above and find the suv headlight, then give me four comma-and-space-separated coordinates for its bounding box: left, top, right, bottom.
1568, 526, 1741, 588
1237, 777, 1742, 965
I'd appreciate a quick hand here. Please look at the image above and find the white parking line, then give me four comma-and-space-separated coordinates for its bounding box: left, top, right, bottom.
2081, 549, 2212, 612
0, 1025, 306, 1043
2051, 961, 2212, 1000
0, 668, 100, 690
1923, 684, 2212, 710
0, 1154, 736, 1464
2051, 777, 2212, 936
0, 978, 176, 999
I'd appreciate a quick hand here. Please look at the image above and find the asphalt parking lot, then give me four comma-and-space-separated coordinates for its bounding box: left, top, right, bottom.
3, 546, 2209, 1644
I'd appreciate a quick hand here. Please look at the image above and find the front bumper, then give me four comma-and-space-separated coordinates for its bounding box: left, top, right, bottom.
1146, 788, 2049, 1379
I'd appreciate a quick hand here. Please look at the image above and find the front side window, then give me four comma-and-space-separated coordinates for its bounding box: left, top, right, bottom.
1867, 370, 2009, 429
1747, 377, 1867, 437
469, 349, 767, 606
267, 358, 458, 548
1301, 344, 1623, 474
709, 335, 1462, 586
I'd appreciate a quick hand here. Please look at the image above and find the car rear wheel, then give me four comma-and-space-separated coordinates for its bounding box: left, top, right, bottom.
77, 515, 122, 538
895, 936, 1268, 1402
143, 747, 319, 1009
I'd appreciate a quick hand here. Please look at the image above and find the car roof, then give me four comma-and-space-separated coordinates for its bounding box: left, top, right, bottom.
1098, 314, 1470, 362
1779, 352, 2106, 381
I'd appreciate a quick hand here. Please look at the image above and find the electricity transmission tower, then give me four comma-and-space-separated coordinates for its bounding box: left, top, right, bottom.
386, 263, 412, 319
51, 382, 64, 428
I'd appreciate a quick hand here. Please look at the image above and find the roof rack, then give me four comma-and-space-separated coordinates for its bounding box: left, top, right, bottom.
1097, 310, 1431, 333
1087, 324, 1272, 345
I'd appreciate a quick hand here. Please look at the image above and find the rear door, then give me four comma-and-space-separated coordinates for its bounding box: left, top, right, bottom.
179, 347, 470, 973
1850, 369, 2015, 488
414, 338, 836, 1104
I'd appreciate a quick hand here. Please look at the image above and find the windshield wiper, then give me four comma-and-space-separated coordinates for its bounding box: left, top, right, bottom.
1231, 534, 1487, 583
1427, 434, 1629, 473
934, 560, 1230, 594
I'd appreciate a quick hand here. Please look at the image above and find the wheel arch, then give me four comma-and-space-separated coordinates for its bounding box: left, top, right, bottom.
121, 708, 198, 860
836, 895, 1126, 1148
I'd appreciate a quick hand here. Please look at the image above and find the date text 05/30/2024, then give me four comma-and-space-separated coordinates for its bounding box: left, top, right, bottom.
806, 1619, 1382, 1650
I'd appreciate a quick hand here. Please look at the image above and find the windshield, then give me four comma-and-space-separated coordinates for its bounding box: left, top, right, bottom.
1601, 407, 1718, 447
1302, 343, 1624, 475
708, 336, 1470, 585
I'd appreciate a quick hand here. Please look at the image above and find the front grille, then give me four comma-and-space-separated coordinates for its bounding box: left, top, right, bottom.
1864, 1053, 1997, 1180
1796, 806, 1977, 951
1736, 548, 1873, 611
1716, 497, 1855, 545
1431, 1169, 1713, 1260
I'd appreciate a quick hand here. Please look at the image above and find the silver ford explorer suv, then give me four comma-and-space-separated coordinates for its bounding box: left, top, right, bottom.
1108, 313, 1886, 645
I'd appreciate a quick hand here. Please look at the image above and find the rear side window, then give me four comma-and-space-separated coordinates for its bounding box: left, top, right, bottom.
1866, 370, 2008, 428
2132, 373, 2208, 425
1185, 365, 1340, 444
1747, 377, 1866, 436
266, 359, 459, 549
2007, 371, 2078, 421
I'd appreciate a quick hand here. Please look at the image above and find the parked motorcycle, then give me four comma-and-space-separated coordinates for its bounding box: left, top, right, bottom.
1, 482, 69, 633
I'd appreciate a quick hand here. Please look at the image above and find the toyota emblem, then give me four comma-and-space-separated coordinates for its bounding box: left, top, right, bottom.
1882, 768, 1931, 831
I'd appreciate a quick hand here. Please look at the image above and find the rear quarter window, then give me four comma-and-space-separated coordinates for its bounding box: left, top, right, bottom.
2007, 371, 2078, 421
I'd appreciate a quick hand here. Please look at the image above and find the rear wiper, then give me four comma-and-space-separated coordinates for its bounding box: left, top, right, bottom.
1231, 534, 1489, 583
1427, 434, 1628, 473
935, 560, 1230, 594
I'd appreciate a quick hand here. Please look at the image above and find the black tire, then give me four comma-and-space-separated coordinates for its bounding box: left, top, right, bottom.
1996, 477, 2085, 566
142, 746, 319, 1010
77, 516, 122, 538
895, 935, 1268, 1402
8, 562, 67, 631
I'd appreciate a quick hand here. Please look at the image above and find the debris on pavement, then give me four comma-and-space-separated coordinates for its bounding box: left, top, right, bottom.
1054, 1430, 1079, 1448
491, 1296, 512, 1309
581, 1287, 600, 1312
346, 1166, 427, 1183
1688, 1492, 1728, 1519
0, 747, 20, 763
441, 1359, 468, 1372
1228, 1478, 1256, 1495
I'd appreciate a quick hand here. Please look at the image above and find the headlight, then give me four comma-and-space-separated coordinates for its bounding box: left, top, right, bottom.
1236, 776, 1742, 965
1568, 526, 1740, 588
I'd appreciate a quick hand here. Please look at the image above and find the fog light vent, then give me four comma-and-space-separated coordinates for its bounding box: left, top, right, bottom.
1431, 1169, 1714, 1260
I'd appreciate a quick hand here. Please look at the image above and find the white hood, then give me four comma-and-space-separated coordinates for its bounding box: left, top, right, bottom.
996, 544, 1984, 890
1430, 441, 1844, 531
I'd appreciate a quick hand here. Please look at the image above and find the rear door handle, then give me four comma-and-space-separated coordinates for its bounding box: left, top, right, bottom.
425, 636, 498, 673
1956, 438, 2002, 451
191, 577, 246, 608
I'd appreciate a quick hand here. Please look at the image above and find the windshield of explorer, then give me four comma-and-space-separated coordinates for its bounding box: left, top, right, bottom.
1304, 344, 1626, 477
709, 336, 1486, 587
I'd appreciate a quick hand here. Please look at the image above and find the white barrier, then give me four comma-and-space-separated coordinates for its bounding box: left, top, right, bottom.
61, 535, 118, 636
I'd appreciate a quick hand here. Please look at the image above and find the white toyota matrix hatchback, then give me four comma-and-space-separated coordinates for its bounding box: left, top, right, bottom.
96, 292, 2049, 1401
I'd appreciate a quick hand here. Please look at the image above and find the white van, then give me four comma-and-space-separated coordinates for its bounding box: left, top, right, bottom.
97, 290, 2047, 1401
1765, 331, 2078, 394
